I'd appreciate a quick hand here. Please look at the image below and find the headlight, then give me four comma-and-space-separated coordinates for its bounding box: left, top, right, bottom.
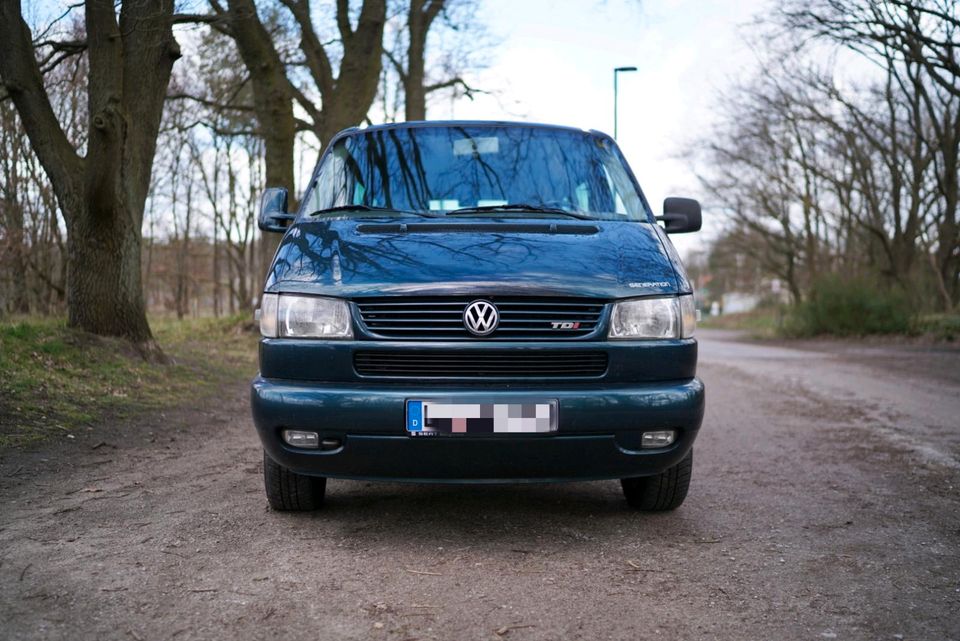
608, 295, 696, 339
258, 293, 353, 338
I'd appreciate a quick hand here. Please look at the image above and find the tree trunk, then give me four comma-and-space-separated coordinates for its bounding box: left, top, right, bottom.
314, 2, 387, 144
7, 211, 31, 314
213, 211, 221, 318
222, 0, 296, 285
1, 129, 30, 313
175, 178, 193, 320
66, 202, 153, 339
403, 2, 429, 121
258, 124, 294, 278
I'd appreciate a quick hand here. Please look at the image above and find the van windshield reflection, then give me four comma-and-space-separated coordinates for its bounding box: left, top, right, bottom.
300, 125, 651, 222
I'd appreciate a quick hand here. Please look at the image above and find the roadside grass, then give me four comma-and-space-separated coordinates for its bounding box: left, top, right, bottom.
0, 315, 258, 449
702, 277, 959, 341
699, 307, 785, 338
701, 306, 960, 342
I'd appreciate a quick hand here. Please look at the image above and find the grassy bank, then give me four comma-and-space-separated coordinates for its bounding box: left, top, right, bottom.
701, 307, 960, 342
699, 307, 785, 337
0, 315, 258, 448
702, 277, 959, 341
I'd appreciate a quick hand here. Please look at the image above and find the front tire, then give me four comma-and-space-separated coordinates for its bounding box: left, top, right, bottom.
621, 450, 692, 511
263, 450, 327, 511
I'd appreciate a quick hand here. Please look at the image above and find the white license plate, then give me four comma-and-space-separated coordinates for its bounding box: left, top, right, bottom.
406, 400, 558, 436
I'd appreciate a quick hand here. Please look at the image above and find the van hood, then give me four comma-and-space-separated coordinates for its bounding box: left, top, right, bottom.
264, 217, 686, 299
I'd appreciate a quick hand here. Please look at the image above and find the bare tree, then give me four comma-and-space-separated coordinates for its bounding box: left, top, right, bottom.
695, 1, 959, 311
383, 0, 486, 121
0, 14, 89, 316
0, 1, 184, 351
779, 0, 959, 97
779, 0, 960, 307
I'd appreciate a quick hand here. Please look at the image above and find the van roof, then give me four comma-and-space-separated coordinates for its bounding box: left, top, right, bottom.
332, 120, 609, 140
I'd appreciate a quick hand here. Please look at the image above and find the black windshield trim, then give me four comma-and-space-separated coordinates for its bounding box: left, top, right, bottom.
307, 205, 440, 218
447, 204, 596, 220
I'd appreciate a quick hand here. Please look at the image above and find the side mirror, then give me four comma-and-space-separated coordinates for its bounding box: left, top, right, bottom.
258, 187, 295, 233
657, 197, 702, 234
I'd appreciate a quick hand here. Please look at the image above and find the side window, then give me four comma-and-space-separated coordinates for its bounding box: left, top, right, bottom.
601, 156, 644, 218
600, 164, 628, 215
303, 147, 349, 214
301, 177, 322, 215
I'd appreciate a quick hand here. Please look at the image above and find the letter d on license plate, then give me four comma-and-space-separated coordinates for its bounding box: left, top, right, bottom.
406, 400, 557, 436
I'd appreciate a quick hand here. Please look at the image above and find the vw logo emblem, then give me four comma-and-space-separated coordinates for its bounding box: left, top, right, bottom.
463, 300, 499, 336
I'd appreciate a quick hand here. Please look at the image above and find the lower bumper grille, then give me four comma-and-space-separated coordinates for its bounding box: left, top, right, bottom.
354, 350, 608, 378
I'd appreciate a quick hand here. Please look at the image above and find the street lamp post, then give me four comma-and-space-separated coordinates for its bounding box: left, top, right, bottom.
613, 66, 637, 139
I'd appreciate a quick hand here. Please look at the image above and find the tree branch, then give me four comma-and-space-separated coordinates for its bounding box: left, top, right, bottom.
167, 92, 254, 112
383, 47, 407, 81
425, 75, 483, 97
336, 0, 353, 41
171, 13, 226, 25
279, 0, 335, 99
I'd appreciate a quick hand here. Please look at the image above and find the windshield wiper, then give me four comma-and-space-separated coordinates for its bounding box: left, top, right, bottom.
307, 204, 436, 217
446, 204, 594, 220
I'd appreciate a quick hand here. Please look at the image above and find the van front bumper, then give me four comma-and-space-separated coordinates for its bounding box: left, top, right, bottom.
251, 377, 705, 483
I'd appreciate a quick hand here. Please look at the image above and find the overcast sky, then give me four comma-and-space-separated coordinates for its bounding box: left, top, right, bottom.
434, 0, 769, 256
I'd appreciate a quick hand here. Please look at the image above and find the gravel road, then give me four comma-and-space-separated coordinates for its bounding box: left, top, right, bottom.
2, 330, 958, 640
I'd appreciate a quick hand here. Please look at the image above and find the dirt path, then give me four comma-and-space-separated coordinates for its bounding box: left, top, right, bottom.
2, 332, 958, 640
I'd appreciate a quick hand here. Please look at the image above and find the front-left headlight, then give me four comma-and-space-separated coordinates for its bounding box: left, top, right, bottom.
258, 293, 353, 339
608, 294, 696, 339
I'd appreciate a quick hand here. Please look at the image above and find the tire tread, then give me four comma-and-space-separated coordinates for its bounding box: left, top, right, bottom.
263, 450, 326, 511
621, 450, 693, 511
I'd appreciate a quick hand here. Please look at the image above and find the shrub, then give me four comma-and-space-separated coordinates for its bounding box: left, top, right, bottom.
785, 276, 913, 337
915, 313, 960, 341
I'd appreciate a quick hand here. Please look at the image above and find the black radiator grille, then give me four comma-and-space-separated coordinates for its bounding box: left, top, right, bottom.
354, 350, 609, 378
355, 297, 606, 340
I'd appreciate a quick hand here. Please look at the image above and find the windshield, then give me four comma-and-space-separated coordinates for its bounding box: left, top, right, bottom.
300, 125, 651, 221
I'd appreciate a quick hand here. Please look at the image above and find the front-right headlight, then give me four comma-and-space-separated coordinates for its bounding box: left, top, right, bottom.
608, 294, 696, 339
